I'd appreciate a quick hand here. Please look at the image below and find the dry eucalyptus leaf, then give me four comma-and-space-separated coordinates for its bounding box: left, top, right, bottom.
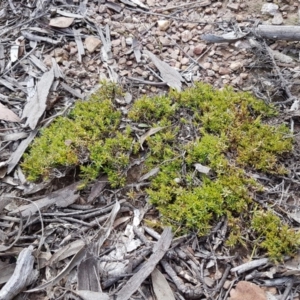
151, 268, 175, 300
49, 17, 74, 28
22, 68, 54, 129
139, 127, 163, 149
271, 49, 293, 64
144, 50, 183, 91
74, 291, 109, 300
0, 103, 21, 122
138, 167, 160, 182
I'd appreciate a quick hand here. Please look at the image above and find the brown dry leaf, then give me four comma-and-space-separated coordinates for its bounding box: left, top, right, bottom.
49, 17, 74, 28
230, 281, 267, 300
139, 127, 163, 149
0, 103, 21, 122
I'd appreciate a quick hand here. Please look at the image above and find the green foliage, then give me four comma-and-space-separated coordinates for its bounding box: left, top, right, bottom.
22, 81, 295, 261
128, 94, 176, 123
251, 211, 300, 261
22, 82, 133, 187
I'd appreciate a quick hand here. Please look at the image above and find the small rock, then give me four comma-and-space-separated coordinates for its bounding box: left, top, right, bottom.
227, 3, 239, 11
203, 62, 211, 69
261, 3, 279, 16
125, 37, 133, 46
219, 67, 230, 75
88, 66, 95, 72
43, 55, 52, 67
51, 48, 68, 59
85, 36, 101, 53
272, 13, 283, 25
181, 30, 193, 42
134, 67, 144, 75
175, 62, 181, 69
204, 277, 214, 287
212, 63, 219, 72
236, 14, 244, 22
240, 73, 248, 79
203, 24, 213, 32
119, 57, 127, 64
181, 57, 189, 65
230, 61, 243, 71
147, 0, 155, 6
142, 71, 149, 77
231, 76, 242, 86
193, 43, 207, 55
157, 20, 170, 31
207, 70, 215, 76
111, 39, 121, 47
159, 36, 172, 46
170, 50, 179, 59
69, 47, 78, 55
146, 43, 154, 51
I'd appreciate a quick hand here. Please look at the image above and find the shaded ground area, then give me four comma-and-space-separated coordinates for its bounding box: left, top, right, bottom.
1, 0, 300, 299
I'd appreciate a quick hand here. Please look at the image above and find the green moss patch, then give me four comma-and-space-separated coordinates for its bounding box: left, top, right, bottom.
21, 82, 300, 260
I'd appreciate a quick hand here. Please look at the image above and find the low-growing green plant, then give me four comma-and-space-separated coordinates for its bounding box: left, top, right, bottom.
22, 81, 298, 261
22, 82, 135, 187
251, 210, 300, 261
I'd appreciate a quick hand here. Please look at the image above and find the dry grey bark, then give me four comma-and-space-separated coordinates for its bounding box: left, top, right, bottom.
255, 25, 300, 41
202, 25, 300, 44
0, 246, 38, 300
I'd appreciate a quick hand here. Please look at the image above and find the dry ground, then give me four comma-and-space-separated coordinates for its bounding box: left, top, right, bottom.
1, 0, 300, 299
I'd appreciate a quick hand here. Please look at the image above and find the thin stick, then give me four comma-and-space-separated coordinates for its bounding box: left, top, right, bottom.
155, 0, 210, 12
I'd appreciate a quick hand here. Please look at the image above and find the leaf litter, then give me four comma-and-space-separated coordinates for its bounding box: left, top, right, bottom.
1, 0, 300, 299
